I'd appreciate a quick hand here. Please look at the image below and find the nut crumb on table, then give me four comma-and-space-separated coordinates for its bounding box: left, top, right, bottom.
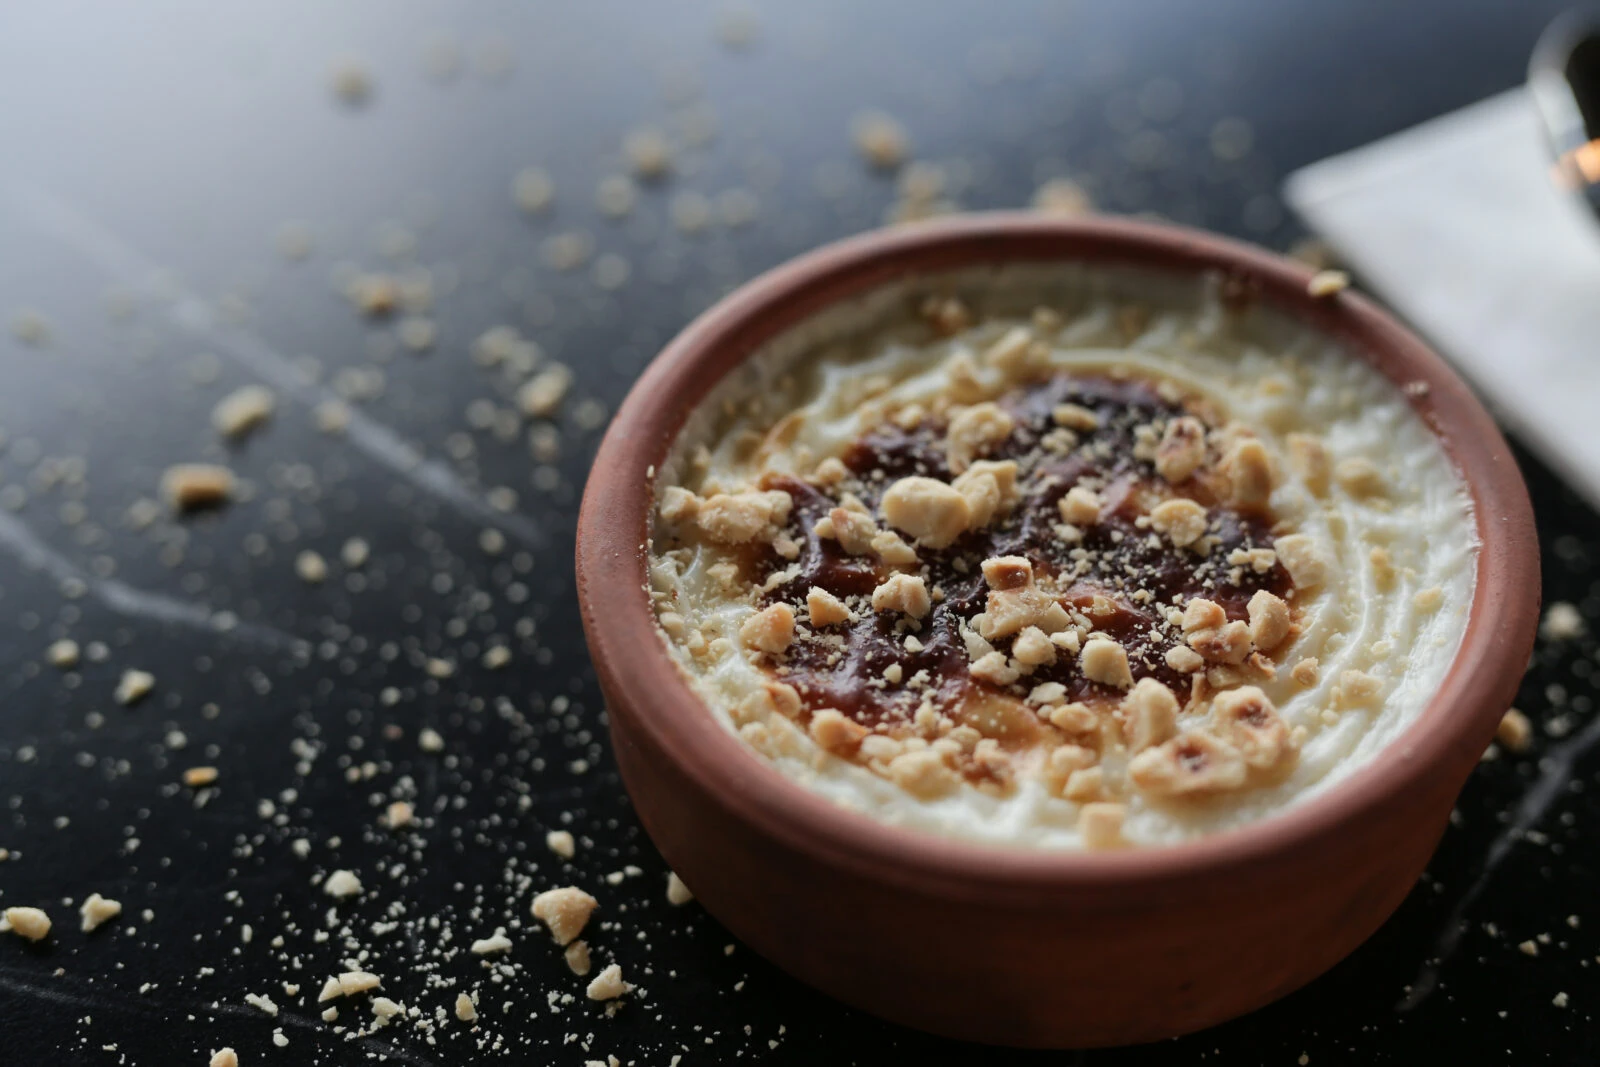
161, 463, 235, 512
2, 906, 51, 941
79, 893, 122, 933
114, 669, 155, 707
532, 887, 598, 946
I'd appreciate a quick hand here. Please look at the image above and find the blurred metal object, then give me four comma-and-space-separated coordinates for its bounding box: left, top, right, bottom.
1530, 8, 1600, 218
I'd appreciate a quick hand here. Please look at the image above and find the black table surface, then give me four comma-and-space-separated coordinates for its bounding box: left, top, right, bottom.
1, 2, 1597, 1064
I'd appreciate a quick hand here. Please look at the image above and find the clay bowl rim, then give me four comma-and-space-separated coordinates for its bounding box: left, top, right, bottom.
577, 211, 1539, 900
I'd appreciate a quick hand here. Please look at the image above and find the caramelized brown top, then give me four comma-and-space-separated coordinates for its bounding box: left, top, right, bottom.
753, 373, 1294, 736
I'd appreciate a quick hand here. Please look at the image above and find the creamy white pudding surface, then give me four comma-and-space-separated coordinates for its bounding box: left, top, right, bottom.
646, 264, 1477, 850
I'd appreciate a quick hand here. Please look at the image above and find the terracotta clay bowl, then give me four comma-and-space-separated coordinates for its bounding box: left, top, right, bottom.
575, 213, 1539, 1048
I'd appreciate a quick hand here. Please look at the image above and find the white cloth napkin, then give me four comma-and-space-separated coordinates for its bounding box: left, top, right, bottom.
1285, 88, 1600, 508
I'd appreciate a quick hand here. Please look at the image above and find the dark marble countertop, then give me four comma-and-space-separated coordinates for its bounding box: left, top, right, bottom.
0, 2, 1594, 1063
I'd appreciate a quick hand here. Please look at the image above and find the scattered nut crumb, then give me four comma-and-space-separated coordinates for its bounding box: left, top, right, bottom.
114, 669, 156, 707
323, 869, 363, 899
531, 886, 598, 945
470, 933, 512, 956
317, 971, 381, 1001
666, 872, 694, 906
585, 963, 630, 1001
161, 464, 234, 513
45, 639, 79, 669
2, 906, 51, 941
330, 59, 373, 104
564, 939, 592, 976
382, 800, 414, 829
545, 829, 577, 859
1496, 708, 1532, 753
79, 893, 122, 933
295, 550, 328, 584
851, 111, 908, 169
181, 766, 219, 788
1542, 602, 1584, 642
211, 385, 275, 440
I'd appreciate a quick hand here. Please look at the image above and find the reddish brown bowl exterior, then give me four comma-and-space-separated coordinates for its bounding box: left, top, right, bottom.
576, 214, 1539, 1047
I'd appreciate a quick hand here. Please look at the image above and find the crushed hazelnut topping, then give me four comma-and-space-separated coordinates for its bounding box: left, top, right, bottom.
454, 993, 478, 1023
1337, 669, 1383, 707
969, 651, 1021, 686
1154, 416, 1207, 483
881, 476, 969, 548
1121, 678, 1179, 751
740, 603, 796, 654
808, 708, 868, 752
1246, 590, 1292, 651
885, 748, 961, 798
1291, 658, 1320, 687
1182, 598, 1226, 633
978, 556, 1071, 639
210, 1050, 239, 1067
1158, 415, 1203, 483
945, 402, 1015, 471
1058, 486, 1101, 526
806, 587, 851, 627
952, 460, 1019, 529
818, 505, 878, 554
871, 573, 931, 618
1273, 534, 1327, 588
1335, 458, 1386, 498
870, 529, 918, 564
1189, 620, 1252, 664
1219, 438, 1273, 507
1211, 687, 1294, 769
1011, 626, 1057, 667
1078, 803, 1126, 849
1080, 637, 1134, 689
1165, 645, 1205, 673
658, 485, 699, 524
1129, 731, 1248, 796
1148, 498, 1208, 548
1286, 433, 1330, 495
696, 489, 792, 543
657, 362, 1323, 821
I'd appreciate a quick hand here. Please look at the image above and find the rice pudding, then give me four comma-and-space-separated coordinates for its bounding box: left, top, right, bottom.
646, 264, 1477, 850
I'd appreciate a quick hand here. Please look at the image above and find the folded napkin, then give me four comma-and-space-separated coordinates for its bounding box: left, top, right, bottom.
1286, 88, 1600, 508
